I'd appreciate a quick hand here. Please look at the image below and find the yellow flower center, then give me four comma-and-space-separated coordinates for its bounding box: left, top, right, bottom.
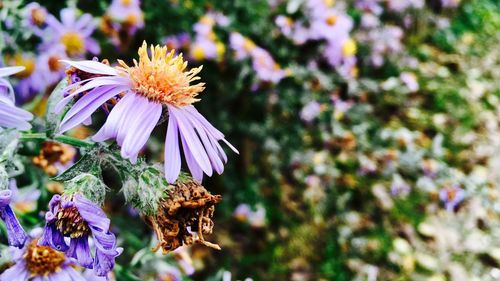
60, 32, 85, 56
117, 42, 205, 106
216, 42, 226, 58
243, 38, 256, 52
323, 0, 335, 7
325, 15, 337, 26
342, 39, 357, 57
191, 45, 206, 61
121, 0, 132, 6
24, 240, 66, 276
12, 54, 35, 79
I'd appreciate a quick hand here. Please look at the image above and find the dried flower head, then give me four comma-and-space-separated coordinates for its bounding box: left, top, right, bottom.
145, 180, 222, 253
32, 141, 76, 176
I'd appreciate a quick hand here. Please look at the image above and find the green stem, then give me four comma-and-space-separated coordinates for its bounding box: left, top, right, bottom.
20, 133, 95, 148
19, 133, 46, 140
54, 135, 95, 148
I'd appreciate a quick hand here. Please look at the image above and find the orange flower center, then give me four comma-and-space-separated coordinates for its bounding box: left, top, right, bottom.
48, 55, 63, 72
117, 42, 205, 106
24, 240, 66, 276
31, 8, 46, 26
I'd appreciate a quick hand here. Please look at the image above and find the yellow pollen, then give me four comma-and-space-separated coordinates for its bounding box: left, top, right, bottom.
60, 32, 85, 56
121, 0, 132, 6
243, 38, 256, 52
12, 54, 35, 79
117, 42, 205, 106
326, 15, 337, 26
323, 0, 335, 7
216, 42, 226, 58
24, 239, 66, 276
191, 45, 206, 61
342, 39, 357, 57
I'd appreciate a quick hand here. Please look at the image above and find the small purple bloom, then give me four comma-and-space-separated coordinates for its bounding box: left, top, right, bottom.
40, 8, 100, 57
0, 230, 86, 281
390, 174, 411, 197
0, 190, 28, 248
39, 194, 122, 277
0, 66, 33, 130
300, 101, 321, 122
439, 185, 465, 212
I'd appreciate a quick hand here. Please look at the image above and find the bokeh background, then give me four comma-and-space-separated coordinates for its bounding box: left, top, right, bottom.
1, 0, 499, 280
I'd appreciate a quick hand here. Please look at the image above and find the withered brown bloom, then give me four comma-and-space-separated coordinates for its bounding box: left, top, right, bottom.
145, 180, 222, 254
32, 141, 75, 176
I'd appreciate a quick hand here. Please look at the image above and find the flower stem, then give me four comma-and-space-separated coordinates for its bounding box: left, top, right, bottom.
20, 133, 94, 148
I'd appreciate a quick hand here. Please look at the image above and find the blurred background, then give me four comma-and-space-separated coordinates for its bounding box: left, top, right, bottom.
1, 0, 499, 280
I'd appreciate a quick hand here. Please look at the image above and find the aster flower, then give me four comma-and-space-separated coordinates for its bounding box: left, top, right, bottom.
55, 42, 238, 183
107, 0, 144, 31
39, 194, 122, 277
1, 232, 85, 281
7, 53, 46, 103
41, 8, 100, 57
22, 2, 48, 34
439, 185, 465, 212
0, 190, 28, 248
37, 45, 68, 87
0, 66, 33, 130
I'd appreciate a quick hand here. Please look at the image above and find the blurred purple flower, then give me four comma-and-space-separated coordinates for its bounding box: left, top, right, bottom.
439, 185, 465, 212
300, 101, 321, 122
390, 174, 411, 197
39, 194, 122, 277
41, 8, 100, 57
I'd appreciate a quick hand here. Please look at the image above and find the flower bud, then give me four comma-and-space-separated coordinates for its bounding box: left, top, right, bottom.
64, 173, 107, 205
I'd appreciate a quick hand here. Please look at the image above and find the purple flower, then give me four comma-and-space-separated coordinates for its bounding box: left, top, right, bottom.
300, 101, 321, 122
54, 43, 237, 184
107, 0, 144, 29
22, 2, 48, 34
39, 194, 122, 277
0, 66, 33, 130
390, 174, 411, 197
400, 72, 419, 92
1, 231, 86, 281
0, 190, 28, 248
439, 185, 465, 212
40, 8, 100, 57
37, 45, 68, 87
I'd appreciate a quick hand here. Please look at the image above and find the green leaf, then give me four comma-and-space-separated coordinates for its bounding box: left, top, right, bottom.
52, 152, 99, 182
45, 79, 68, 138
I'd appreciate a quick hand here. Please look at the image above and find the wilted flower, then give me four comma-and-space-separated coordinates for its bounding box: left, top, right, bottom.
439, 185, 465, 212
39, 193, 122, 277
55, 42, 238, 183
145, 179, 222, 253
41, 8, 100, 57
0, 66, 33, 130
0, 190, 28, 248
32, 141, 76, 176
0, 236, 86, 281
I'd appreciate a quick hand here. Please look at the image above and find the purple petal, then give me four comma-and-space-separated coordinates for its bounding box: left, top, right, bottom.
0, 66, 25, 78
92, 93, 135, 142
60, 60, 118, 76
0, 260, 30, 281
121, 97, 162, 163
67, 237, 93, 269
164, 109, 181, 183
59, 85, 128, 133
169, 106, 212, 176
